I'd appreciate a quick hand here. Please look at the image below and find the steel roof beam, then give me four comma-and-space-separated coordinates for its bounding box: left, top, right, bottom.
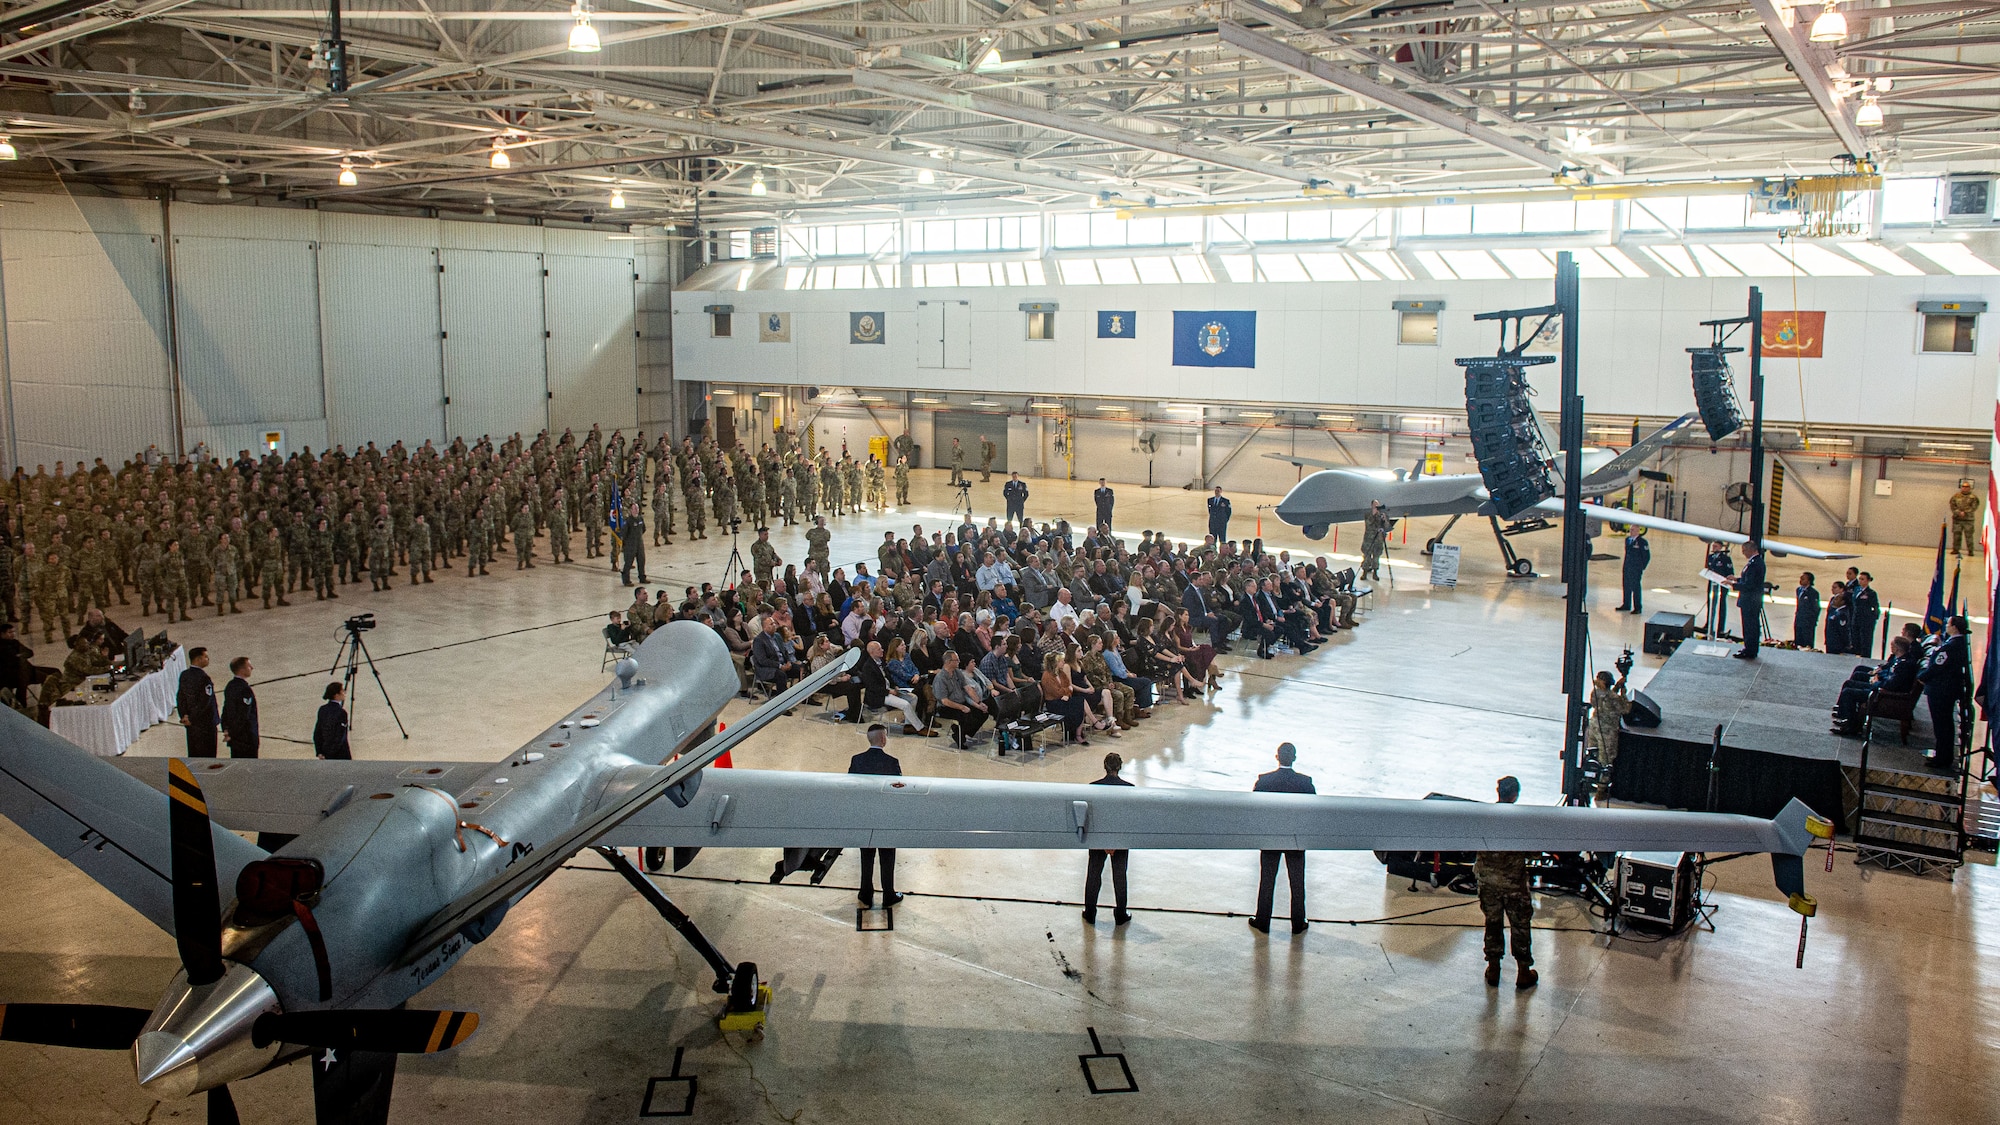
1749, 0, 1871, 156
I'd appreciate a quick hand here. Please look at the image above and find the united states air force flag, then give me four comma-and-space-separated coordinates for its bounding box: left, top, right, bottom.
1098, 310, 1136, 339
1172, 310, 1256, 368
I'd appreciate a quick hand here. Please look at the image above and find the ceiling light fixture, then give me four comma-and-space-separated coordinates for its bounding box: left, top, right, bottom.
1809, 0, 1847, 42
750, 170, 767, 196
911, 396, 944, 404
917, 166, 936, 185
0, 137, 17, 161
981, 47, 1003, 68
1095, 403, 1129, 411
568, 2, 601, 52
757, 391, 783, 398
337, 160, 357, 187
489, 141, 510, 170
1855, 95, 1883, 129
1030, 401, 1062, 409
214, 172, 232, 201
609, 186, 626, 209
968, 399, 1001, 407
481, 194, 496, 218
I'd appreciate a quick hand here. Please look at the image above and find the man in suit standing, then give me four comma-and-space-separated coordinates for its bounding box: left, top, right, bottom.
849, 725, 903, 907
221, 655, 259, 759
1182, 573, 1231, 653
1003, 472, 1029, 525
1082, 752, 1135, 925
176, 646, 219, 758
1731, 541, 1766, 660
1249, 743, 1315, 935
1093, 478, 1115, 531
1207, 487, 1232, 542
1617, 528, 1650, 614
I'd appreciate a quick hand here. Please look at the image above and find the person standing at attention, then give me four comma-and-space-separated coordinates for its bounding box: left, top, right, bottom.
1793, 572, 1821, 650
1082, 752, 1135, 926
1093, 478, 1116, 532
221, 655, 259, 759
177, 646, 219, 758
1476, 775, 1537, 991
1730, 540, 1766, 659
1248, 742, 1315, 935
1617, 527, 1649, 614
315, 682, 351, 760
849, 725, 903, 907
1207, 487, 1232, 542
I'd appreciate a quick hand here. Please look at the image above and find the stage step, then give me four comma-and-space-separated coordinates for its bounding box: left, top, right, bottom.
1863, 783, 1962, 809
1857, 809, 1960, 835
1853, 834, 1961, 864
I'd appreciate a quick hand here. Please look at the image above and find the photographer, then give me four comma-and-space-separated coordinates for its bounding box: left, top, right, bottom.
1588, 662, 1632, 804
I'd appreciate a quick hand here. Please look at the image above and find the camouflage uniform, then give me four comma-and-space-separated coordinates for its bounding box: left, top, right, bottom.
311, 523, 337, 599
408, 517, 434, 584
257, 529, 288, 608
368, 520, 394, 590
1474, 851, 1533, 971
160, 544, 190, 624
511, 506, 537, 569
548, 494, 572, 563
805, 522, 831, 578
33, 557, 71, 642
1588, 683, 1633, 802
211, 536, 242, 615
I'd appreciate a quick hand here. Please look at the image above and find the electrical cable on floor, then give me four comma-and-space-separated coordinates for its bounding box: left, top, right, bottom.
555, 861, 1608, 934
251, 612, 604, 688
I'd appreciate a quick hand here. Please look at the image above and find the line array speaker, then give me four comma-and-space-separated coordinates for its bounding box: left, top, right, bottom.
1687, 346, 1744, 441
1458, 354, 1557, 519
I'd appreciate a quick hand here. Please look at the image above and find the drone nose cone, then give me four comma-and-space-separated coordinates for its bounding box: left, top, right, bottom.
133, 1031, 201, 1099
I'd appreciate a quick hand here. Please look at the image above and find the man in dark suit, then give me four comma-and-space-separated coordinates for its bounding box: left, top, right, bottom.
1207, 487, 1232, 541
1182, 573, 1231, 653
1003, 472, 1029, 525
1238, 581, 1276, 660
1730, 541, 1766, 659
221, 655, 259, 758
849, 726, 903, 907
1082, 752, 1135, 925
176, 646, 219, 758
1617, 529, 1650, 614
1249, 743, 1316, 934
1093, 478, 1115, 531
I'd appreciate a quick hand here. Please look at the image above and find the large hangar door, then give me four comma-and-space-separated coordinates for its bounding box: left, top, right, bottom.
172, 235, 326, 451
930, 411, 1006, 472
320, 242, 445, 448
545, 254, 638, 435
441, 249, 548, 441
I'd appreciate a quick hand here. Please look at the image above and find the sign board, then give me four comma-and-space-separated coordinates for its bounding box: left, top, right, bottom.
262, 431, 283, 452
1429, 544, 1461, 588
1424, 452, 1444, 476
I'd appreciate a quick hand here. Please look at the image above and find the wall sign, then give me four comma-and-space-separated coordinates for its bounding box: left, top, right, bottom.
759, 312, 791, 343
1760, 310, 1825, 358
850, 311, 885, 345
1098, 310, 1136, 339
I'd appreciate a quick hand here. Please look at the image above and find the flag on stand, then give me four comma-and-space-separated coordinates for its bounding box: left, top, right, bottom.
607, 478, 624, 555
1923, 524, 1948, 633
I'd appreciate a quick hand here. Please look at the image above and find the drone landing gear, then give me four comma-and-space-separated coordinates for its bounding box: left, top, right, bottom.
1424, 512, 1467, 556
598, 847, 737, 995
718, 963, 771, 1039
1491, 515, 1548, 578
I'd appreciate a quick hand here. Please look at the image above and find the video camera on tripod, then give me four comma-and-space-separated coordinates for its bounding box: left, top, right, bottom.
344, 613, 376, 633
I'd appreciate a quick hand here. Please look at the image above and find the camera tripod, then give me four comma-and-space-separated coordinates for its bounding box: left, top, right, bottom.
720, 520, 747, 589
951, 480, 974, 519
331, 620, 409, 739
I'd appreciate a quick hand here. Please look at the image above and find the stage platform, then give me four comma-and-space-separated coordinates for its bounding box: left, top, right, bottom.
1615, 642, 1946, 832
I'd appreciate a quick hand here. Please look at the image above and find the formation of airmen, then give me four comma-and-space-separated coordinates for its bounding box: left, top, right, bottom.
1, 425, 919, 645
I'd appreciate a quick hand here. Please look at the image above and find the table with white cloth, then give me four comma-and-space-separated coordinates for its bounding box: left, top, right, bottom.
50, 645, 189, 757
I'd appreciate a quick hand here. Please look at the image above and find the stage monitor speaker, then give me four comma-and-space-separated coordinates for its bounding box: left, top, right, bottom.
1626, 690, 1663, 728
1687, 347, 1744, 442
1643, 610, 1697, 656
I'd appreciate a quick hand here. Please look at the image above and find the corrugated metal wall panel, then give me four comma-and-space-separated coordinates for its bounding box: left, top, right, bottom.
0, 227, 175, 467
544, 228, 629, 258
320, 242, 446, 448
440, 249, 548, 440
173, 235, 327, 429
440, 219, 545, 253
546, 254, 638, 434
320, 211, 440, 248
0, 193, 162, 236
169, 202, 319, 241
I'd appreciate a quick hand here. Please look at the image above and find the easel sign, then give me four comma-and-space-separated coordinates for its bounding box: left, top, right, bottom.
1429, 544, 1461, 588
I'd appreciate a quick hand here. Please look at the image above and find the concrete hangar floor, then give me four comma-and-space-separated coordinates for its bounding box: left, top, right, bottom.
0, 471, 1991, 1124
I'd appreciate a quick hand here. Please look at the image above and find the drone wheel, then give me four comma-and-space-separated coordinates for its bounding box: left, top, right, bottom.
1511, 558, 1535, 577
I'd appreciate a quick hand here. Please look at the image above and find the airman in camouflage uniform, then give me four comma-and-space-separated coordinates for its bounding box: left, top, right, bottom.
820, 457, 843, 517
712, 470, 737, 530
584, 476, 605, 558
257, 526, 289, 608
408, 514, 434, 584
311, 517, 338, 599
132, 532, 159, 618
511, 503, 537, 569
34, 551, 71, 642
894, 456, 911, 506
161, 540, 190, 624
778, 465, 798, 526
548, 489, 572, 563
211, 532, 242, 615
751, 529, 782, 586
368, 518, 395, 591
683, 466, 707, 541
865, 456, 885, 510
805, 515, 831, 578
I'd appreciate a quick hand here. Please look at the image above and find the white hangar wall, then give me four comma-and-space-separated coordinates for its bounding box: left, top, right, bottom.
672, 275, 1998, 430
0, 191, 667, 470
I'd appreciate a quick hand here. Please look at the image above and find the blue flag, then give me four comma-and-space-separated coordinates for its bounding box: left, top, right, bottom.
1947, 561, 1962, 621
1924, 524, 1948, 633
1171, 310, 1257, 368
1098, 310, 1136, 339
1981, 571, 1999, 721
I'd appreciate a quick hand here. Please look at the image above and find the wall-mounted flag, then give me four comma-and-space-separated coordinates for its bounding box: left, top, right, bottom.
759, 312, 791, 342
1098, 310, 1136, 339
850, 311, 886, 344
1760, 310, 1825, 358
1171, 310, 1257, 368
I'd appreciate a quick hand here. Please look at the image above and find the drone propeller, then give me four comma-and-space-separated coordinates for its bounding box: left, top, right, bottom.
4, 760, 480, 1125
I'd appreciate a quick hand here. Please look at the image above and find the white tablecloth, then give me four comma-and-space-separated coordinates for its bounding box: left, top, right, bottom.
51, 645, 188, 757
